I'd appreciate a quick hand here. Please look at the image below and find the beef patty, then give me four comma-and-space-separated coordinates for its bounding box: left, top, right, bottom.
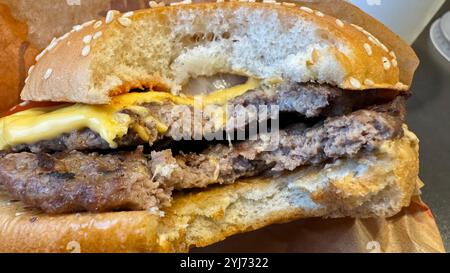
0, 97, 405, 213
10, 82, 397, 153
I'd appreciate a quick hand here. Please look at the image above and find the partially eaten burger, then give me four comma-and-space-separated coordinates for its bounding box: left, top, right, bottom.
0, 1, 421, 252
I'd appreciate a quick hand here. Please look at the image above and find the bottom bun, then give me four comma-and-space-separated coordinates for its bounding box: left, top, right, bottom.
0, 127, 420, 253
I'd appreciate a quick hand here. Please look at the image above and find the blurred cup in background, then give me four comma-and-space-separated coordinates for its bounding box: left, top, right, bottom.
350, 0, 446, 44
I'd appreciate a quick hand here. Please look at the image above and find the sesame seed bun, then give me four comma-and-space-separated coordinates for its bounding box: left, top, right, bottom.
21, 1, 414, 104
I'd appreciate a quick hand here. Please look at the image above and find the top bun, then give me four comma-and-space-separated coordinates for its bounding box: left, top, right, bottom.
21, 1, 408, 104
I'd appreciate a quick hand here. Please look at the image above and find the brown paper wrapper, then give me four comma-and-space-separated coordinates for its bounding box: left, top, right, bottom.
0, 0, 444, 253
195, 197, 445, 253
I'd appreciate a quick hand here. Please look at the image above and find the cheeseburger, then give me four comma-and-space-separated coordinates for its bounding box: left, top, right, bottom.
0, 1, 420, 252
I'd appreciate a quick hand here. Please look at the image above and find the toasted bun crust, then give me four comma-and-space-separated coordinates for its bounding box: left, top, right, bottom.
0, 128, 420, 253
21, 1, 408, 104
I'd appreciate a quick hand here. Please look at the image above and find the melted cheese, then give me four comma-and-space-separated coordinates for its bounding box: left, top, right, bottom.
0, 104, 131, 149
0, 78, 260, 150
110, 77, 260, 107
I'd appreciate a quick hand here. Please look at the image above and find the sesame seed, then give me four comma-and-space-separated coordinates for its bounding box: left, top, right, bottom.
148, 206, 158, 214
368, 35, 388, 52
315, 11, 324, 17
94, 20, 103, 29
19, 101, 30, 107
48, 42, 58, 50
300, 6, 313, 13
262, 0, 276, 3
43, 68, 53, 80
149, 1, 158, 7
82, 20, 95, 27
118, 17, 132, 27
336, 19, 344, 27
122, 11, 134, 18
368, 36, 378, 46
81, 45, 91, 57
362, 29, 373, 38
351, 23, 364, 32
83, 35, 93, 44
372, 36, 381, 45
364, 79, 375, 87
106, 10, 117, 24
282, 2, 295, 6
380, 43, 389, 53
216, 0, 224, 2
392, 58, 398, 67
28, 65, 35, 75
35, 49, 47, 62
47, 38, 58, 51
183, 0, 192, 3
93, 31, 103, 40
382, 57, 391, 70
389, 51, 397, 59
73, 25, 83, 32
349, 77, 361, 88
248, 0, 256, 2
363, 43, 372, 56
